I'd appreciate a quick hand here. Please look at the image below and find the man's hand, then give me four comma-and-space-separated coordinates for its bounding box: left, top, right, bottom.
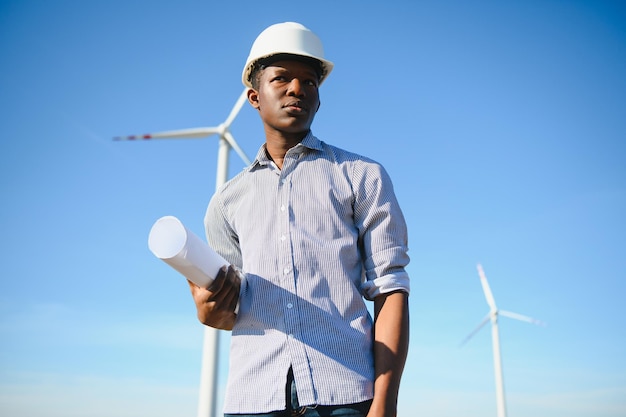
188, 265, 241, 330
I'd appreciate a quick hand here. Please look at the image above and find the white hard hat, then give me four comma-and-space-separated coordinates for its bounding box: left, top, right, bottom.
242, 22, 334, 88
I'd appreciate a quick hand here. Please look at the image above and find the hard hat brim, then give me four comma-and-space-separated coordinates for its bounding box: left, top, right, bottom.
242, 53, 334, 88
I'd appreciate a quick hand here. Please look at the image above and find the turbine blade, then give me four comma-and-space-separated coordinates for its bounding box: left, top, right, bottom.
223, 88, 248, 128
113, 127, 220, 141
223, 131, 252, 166
499, 310, 547, 326
477, 263, 497, 310
460, 314, 491, 346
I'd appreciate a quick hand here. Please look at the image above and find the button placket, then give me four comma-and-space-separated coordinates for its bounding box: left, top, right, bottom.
277, 173, 299, 346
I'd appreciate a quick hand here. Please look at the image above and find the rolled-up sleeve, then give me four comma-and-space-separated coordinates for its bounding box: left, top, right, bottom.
352, 160, 410, 300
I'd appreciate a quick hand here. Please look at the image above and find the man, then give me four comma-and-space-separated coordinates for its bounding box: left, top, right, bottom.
188, 22, 410, 417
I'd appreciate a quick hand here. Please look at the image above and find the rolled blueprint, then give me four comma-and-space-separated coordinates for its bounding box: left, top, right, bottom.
148, 215, 228, 288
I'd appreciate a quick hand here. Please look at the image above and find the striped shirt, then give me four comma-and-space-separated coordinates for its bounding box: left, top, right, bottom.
204, 132, 410, 414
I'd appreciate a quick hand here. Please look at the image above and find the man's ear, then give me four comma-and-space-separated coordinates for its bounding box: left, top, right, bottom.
247, 88, 260, 110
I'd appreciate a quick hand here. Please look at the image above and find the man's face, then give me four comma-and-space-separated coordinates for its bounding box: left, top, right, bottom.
250, 60, 321, 136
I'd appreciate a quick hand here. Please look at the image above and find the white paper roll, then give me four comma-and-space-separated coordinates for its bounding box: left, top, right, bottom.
148, 215, 228, 288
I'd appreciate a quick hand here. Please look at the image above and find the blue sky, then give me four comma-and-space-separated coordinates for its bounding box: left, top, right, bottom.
1, 1, 624, 416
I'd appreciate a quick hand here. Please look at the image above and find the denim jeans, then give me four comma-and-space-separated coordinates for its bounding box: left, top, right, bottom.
225, 368, 372, 417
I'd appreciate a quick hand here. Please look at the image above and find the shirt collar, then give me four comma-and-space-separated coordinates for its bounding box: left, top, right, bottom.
248, 131, 322, 172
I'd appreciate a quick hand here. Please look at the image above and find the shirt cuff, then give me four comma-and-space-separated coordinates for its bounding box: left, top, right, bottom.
361, 272, 410, 300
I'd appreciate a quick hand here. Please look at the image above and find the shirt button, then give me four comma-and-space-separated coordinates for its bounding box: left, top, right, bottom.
283, 267, 290, 274
280, 235, 286, 241
287, 303, 293, 309
280, 205, 286, 212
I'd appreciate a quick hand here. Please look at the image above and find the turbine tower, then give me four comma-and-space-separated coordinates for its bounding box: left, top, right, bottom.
115, 88, 251, 417
461, 264, 545, 417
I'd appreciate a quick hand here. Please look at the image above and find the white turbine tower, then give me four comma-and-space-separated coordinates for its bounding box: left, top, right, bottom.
115, 88, 251, 417
461, 264, 545, 417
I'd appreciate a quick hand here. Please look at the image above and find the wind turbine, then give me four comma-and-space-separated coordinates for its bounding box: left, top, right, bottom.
461, 264, 545, 417
115, 88, 252, 417
114, 88, 252, 188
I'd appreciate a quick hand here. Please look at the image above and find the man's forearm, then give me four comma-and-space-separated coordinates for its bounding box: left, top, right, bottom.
370, 291, 409, 417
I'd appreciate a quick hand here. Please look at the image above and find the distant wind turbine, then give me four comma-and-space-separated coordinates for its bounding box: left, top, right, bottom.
114, 88, 252, 417
114, 88, 252, 187
461, 264, 545, 417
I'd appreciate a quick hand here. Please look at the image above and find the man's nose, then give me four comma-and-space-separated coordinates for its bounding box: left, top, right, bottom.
287, 78, 305, 97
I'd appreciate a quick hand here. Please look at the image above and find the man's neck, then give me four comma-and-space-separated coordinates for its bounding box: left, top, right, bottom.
264, 130, 309, 170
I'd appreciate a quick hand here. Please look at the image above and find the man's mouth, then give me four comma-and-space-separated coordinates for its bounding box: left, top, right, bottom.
284, 101, 307, 113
